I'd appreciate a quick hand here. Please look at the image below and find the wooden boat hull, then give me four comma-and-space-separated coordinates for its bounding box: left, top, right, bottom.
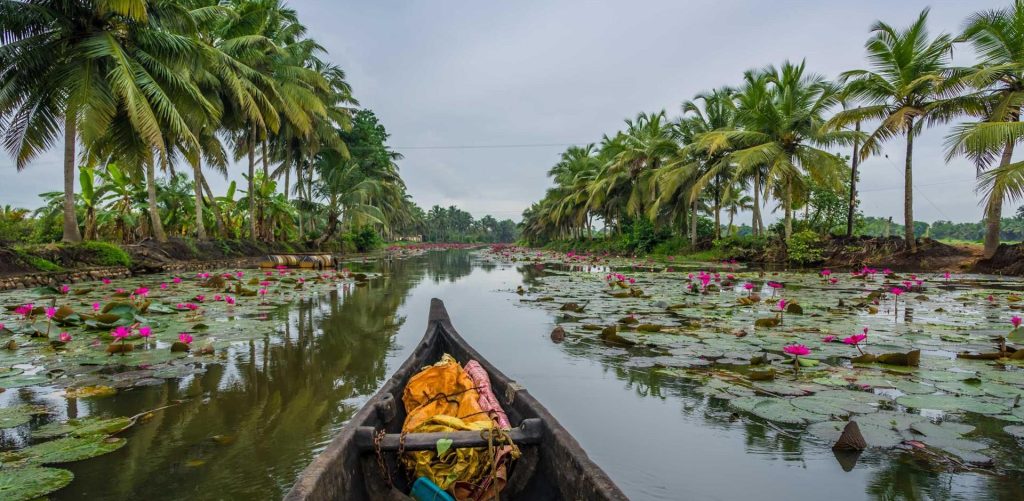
286, 298, 626, 500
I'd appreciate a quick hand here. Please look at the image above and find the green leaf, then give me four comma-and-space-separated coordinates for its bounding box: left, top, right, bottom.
896, 394, 1007, 415
436, 438, 453, 456
0, 406, 36, 429
1008, 326, 1024, 342
0, 467, 73, 501
32, 416, 132, 439
2, 435, 126, 466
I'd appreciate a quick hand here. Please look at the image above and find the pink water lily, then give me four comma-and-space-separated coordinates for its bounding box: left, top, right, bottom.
259, 281, 270, 287
172, 277, 182, 284
195, 295, 205, 302
59, 332, 72, 343
823, 335, 836, 343
138, 326, 152, 338
179, 332, 193, 344
15, 303, 33, 318
111, 326, 131, 340
225, 296, 235, 305
844, 334, 867, 345
743, 282, 755, 291
213, 295, 223, 302
821, 269, 832, 277
777, 299, 788, 310
943, 271, 951, 281
102, 278, 112, 285
45, 306, 57, 319
236, 271, 244, 278
783, 344, 810, 356
1012, 316, 1022, 329
160, 283, 168, 290
891, 287, 904, 296
135, 287, 149, 297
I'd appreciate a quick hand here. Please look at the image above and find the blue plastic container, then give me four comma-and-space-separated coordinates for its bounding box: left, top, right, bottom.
410, 477, 455, 501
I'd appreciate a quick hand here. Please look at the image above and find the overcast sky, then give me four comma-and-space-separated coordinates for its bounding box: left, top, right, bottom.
4, 0, 1021, 224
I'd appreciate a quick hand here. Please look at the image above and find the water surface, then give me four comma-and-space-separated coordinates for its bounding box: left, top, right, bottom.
2, 250, 1022, 500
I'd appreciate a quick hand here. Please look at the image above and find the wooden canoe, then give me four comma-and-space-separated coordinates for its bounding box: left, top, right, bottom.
286, 298, 627, 500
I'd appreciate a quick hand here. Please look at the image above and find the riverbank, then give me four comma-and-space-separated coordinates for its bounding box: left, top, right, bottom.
0, 238, 332, 291
538, 235, 1021, 274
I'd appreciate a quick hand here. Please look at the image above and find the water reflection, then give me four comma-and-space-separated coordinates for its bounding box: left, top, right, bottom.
6, 250, 1022, 500
48, 254, 464, 499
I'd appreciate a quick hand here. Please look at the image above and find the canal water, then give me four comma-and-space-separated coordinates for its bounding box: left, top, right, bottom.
40, 250, 1020, 500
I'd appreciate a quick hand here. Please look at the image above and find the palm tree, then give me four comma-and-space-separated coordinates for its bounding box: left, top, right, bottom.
697, 61, 858, 239
0, 0, 156, 242
657, 87, 736, 243
723, 183, 754, 236
828, 9, 954, 252
945, 0, 1024, 258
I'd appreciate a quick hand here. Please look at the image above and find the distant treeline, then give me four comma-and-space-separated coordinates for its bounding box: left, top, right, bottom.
415, 205, 518, 244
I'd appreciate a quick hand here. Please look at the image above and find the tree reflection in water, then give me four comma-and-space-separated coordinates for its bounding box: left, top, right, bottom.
51, 256, 452, 500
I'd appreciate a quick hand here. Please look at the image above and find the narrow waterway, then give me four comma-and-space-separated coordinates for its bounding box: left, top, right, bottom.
7, 250, 1018, 500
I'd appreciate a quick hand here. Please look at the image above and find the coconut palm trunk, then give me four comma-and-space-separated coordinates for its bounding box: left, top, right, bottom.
713, 177, 722, 239
690, 199, 698, 245
62, 115, 83, 243
904, 117, 916, 252
146, 158, 168, 243
752, 169, 761, 236
193, 161, 207, 240
248, 128, 257, 239
260, 138, 269, 240
847, 121, 861, 237
784, 178, 793, 239
984, 139, 1016, 258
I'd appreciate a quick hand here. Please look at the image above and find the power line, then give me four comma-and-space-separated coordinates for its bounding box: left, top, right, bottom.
880, 155, 954, 221
392, 142, 587, 150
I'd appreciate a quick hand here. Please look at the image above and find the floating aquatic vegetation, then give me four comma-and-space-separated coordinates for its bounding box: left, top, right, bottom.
0, 466, 74, 501
491, 247, 1024, 472
0, 268, 376, 393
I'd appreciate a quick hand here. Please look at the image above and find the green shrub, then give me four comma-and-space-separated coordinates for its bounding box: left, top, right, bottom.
352, 225, 382, 252
77, 241, 132, 267
13, 249, 63, 272
713, 235, 769, 260
786, 230, 824, 265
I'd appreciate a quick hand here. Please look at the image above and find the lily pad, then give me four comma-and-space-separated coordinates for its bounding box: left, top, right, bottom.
0, 467, 73, 501
896, 394, 1007, 415
32, 416, 132, 439
2, 435, 126, 465
0, 405, 38, 429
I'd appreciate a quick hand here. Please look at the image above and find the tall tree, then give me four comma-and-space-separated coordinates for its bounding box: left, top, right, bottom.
697, 61, 858, 239
828, 9, 954, 252
945, 0, 1024, 258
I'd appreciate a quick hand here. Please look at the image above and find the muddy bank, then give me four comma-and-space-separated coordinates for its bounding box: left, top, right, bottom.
743, 236, 984, 273
973, 242, 1024, 276
818, 237, 979, 273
